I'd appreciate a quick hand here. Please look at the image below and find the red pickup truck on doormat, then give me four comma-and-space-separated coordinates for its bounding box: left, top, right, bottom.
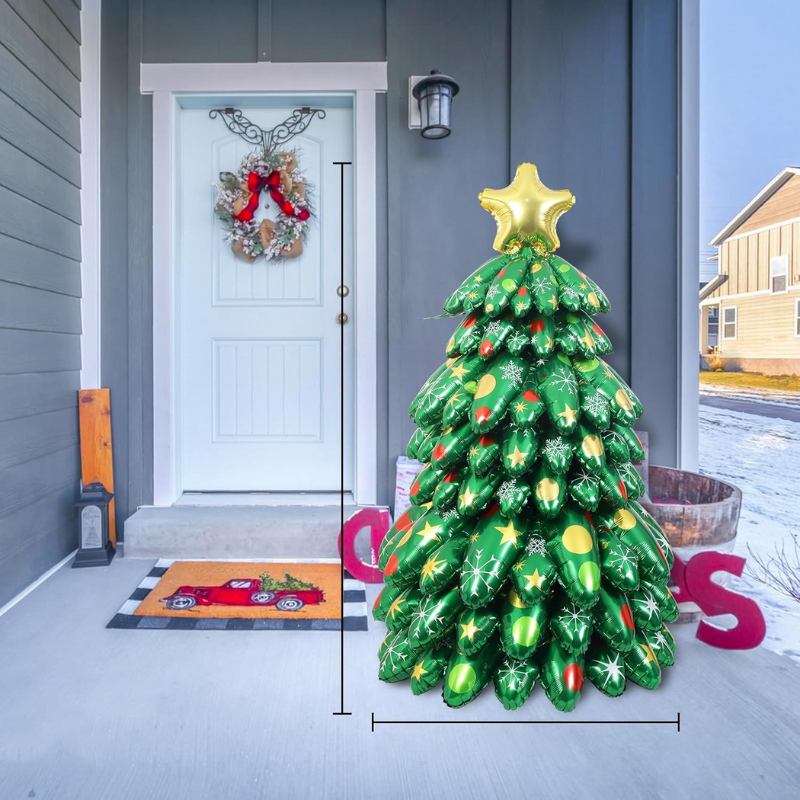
160, 578, 325, 612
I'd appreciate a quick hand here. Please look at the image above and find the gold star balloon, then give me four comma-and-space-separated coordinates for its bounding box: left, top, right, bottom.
479, 163, 575, 253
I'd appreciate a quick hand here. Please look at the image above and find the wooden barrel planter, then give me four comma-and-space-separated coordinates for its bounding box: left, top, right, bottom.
639, 465, 742, 622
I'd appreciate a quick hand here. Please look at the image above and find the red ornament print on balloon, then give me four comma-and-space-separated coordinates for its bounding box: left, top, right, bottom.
563, 663, 584, 692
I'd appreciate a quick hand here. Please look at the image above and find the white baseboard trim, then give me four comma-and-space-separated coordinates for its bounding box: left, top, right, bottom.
0, 550, 77, 619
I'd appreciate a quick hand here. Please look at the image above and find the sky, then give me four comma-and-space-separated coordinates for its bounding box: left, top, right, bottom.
700, 0, 800, 281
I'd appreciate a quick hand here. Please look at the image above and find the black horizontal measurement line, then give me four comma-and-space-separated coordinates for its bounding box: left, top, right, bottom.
371, 712, 681, 732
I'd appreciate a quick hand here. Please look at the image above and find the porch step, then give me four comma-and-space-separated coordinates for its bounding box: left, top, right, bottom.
123, 505, 355, 559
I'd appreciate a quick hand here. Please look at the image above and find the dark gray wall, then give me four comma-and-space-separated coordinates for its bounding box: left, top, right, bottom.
102, 0, 682, 528
0, 0, 82, 604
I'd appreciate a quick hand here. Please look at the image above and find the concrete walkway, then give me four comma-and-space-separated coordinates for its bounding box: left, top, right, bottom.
0, 556, 797, 799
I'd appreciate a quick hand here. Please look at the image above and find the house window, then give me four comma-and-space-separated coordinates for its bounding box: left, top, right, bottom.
770, 254, 789, 293
707, 306, 719, 349
722, 306, 737, 340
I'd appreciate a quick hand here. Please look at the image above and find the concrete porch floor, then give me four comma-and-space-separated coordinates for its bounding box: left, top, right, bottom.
0, 556, 797, 799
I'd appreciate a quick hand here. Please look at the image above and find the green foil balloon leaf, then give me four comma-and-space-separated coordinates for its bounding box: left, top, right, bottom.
614, 424, 645, 463
457, 468, 504, 517
572, 423, 607, 474
478, 316, 515, 359
586, 314, 613, 354
537, 355, 581, 434
415, 430, 438, 464
646, 625, 676, 668
409, 362, 448, 419
510, 533, 558, 605
446, 312, 487, 358
511, 284, 534, 319
597, 505, 669, 583
531, 462, 568, 519
568, 467, 602, 512
459, 506, 527, 608
526, 258, 560, 316
470, 353, 529, 434
550, 600, 594, 655
484, 254, 529, 318
578, 384, 612, 430
443, 634, 503, 708
556, 312, 597, 358
641, 579, 680, 624
541, 505, 601, 610
633, 502, 675, 569
616, 463, 645, 501
592, 584, 636, 653
383, 509, 453, 587
372, 583, 403, 622
628, 584, 664, 632
538, 637, 586, 712
502, 425, 539, 477
432, 467, 467, 511
409, 640, 452, 695
406, 427, 428, 460
378, 503, 429, 570
505, 327, 532, 355
414, 353, 485, 428
419, 535, 469, 595
540, 433, 575, 474
407, 584, 465, 650
442, 387, 473, 428
601, 426, 631, 464
595, 463, 630, 507
571, 357, 639, 427
377, 628, 417, 683
384, 585, 424, 632
596, 526, 640, 592
408, 463, 446, 506
623, 629, 662, 690
429, 418, 474, 471
500, 588, 550, 660
468, 433, 502, 477
456, 607, 500, 657
549, 255, 610, 315
585, 638, 627, 697
493, 656, 539, 710
509, 379, 546, 429
496, 477, 532, 517
528, 313, 557, 357
444, 254, 508, 315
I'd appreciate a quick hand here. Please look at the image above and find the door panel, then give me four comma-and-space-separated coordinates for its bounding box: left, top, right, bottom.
178, 102, 354, 491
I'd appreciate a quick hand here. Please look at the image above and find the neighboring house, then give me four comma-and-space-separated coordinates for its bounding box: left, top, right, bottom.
0, 0, 689, 607
701, 167, 800, 375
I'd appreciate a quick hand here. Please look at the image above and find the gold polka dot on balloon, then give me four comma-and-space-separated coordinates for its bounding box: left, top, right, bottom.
447, 336, 455, 351
474, 373, 497, 399
613, 508, 637, 530
485, 303, 495, 313
536, 478, 560, 501
561, 524, 593, 554
531, 262, 543, 273
508, 588, 528, 609
587, 291, 600, 307
615, 389, 633, 411
581, 434, 604, 458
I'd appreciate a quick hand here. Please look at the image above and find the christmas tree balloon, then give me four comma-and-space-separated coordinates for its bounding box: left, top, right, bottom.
373, 164, 677, 711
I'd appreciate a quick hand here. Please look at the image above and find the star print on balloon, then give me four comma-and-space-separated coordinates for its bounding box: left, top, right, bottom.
375, 163, 676, 711
479, 163, 576, 253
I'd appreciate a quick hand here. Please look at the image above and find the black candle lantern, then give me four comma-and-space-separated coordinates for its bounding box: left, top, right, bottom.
73, 481, 115, 568
412, 70, 460, 139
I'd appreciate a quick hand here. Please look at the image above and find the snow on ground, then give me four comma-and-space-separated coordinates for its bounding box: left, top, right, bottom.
700, 385, 800, 409
699, 403, 800, 662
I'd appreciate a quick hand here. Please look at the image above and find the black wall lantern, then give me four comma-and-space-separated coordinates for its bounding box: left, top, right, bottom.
73, 481, 115, 568
410, 70, 460, 139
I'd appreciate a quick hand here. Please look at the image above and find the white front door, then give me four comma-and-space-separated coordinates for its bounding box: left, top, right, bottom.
178, 101, 354, 491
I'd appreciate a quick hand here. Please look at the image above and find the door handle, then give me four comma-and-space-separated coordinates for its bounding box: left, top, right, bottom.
337, 285, 350, 297
337, 312, 349, 324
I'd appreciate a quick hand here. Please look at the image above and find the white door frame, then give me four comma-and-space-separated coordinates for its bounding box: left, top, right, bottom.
141, 62, 387, 506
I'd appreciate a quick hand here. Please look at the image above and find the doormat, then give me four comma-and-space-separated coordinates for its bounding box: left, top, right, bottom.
107, 559, 368, 631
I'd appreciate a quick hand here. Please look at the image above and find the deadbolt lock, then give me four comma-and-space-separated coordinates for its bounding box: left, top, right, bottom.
337, 312, 349, 324
337, 285, 350, 297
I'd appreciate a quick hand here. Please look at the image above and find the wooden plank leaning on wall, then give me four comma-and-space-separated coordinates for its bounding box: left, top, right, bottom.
78, 389, 116, 546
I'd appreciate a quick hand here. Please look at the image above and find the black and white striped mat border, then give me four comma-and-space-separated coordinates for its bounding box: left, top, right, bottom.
107, 558, 368, 631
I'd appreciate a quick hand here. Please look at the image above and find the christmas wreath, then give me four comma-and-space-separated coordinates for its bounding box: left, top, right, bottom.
213, 149, 314, 262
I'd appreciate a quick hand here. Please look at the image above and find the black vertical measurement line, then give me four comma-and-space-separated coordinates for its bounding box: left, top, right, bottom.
332, 161, 353, 717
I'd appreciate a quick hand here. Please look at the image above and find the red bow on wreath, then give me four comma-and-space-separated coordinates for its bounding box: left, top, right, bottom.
234, 170, 311, 224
